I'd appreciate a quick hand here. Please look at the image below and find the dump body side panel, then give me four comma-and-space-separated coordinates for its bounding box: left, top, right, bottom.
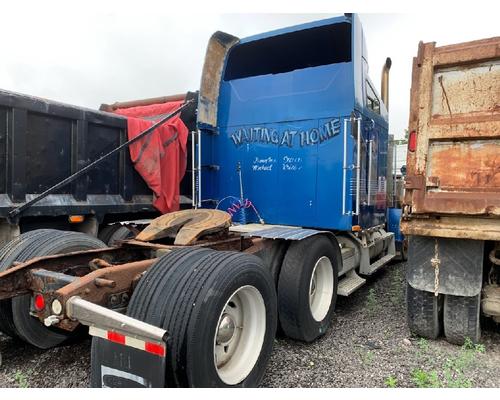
0, 89, 156, 222
402, 37, 500, 239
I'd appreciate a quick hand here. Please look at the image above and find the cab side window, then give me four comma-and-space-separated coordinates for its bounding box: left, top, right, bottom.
366, 81, 380, 114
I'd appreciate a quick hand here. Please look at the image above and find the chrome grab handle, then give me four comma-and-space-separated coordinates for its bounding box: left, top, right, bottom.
343, 116, 362, 216
192, 129, 202, 209
342, 117, 361, 215
342, 118, 349, 215
355, 117, 361, 216
191, 130, 196, 208
197, 129, 202, 207
367, 138, 372, 206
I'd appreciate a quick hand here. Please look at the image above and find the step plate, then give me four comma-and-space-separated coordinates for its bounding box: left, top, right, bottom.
338, 271, 366, 296
363, 253, 396, 276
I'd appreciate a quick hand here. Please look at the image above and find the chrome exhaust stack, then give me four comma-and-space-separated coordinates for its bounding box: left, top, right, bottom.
381, 57, 392, 111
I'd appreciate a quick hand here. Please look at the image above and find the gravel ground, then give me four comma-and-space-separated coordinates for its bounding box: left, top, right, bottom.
0, 260, 499, 388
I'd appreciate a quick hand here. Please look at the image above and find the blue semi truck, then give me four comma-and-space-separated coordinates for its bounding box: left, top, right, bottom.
0, 14, 401, 387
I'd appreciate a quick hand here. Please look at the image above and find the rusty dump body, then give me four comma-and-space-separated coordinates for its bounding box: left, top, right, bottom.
401, 37, 500, 240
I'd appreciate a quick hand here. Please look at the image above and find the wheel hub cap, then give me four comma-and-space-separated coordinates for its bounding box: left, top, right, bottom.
216, 314, 236, 345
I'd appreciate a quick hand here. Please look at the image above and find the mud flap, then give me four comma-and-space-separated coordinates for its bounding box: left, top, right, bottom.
407, 235, 484, 297
91, 337, 166, 388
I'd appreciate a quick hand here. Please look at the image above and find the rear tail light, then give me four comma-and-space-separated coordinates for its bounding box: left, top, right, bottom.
33, 294, 45, 311
408, 130, 417, 152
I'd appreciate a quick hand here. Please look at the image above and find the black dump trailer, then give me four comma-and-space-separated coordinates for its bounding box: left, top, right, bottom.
0, 89, 197, 247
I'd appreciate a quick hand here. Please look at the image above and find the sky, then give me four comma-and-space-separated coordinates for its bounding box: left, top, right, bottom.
0, 3, 498, 140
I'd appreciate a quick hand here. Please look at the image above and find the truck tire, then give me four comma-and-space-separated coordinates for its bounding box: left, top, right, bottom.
406, 283, 442, 339
0, 229, 60, 338
98, 225, 134, 246
1, 229, 105, 348
400, 238, 408, 261
98, 225, 117, 244
443, 294, 481, 345
278, 235, 339, 342
254, 239, 288, 287
254, 240, 289, 337
96, 248, 277, 387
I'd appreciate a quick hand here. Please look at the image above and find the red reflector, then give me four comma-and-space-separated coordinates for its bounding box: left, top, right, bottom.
145, 342, 166, 357
34, 294, 45, 311
408, 130, 417, 152
107, 331, 126, 345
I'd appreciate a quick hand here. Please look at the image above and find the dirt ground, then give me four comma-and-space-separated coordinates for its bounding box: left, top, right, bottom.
1, 260, 499, 388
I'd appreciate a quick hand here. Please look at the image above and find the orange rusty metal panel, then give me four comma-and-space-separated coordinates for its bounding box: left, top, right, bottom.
198, 31, 239, 128
427, 139, 500, 192
403, 36, 500, 239
401, 216, 500, 241
432, 36, 500, 67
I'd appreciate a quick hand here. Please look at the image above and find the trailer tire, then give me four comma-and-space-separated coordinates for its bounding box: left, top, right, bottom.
278, 235, 339, 342
443, 294, 481, 345
1, 229, 105, 348
406, 283, 442, 339
103, 248, 277, 388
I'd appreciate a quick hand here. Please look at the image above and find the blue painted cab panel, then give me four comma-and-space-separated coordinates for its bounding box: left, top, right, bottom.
201, 15, 388, 232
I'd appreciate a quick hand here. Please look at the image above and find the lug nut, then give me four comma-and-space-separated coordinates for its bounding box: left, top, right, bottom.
110, 294, 119, 306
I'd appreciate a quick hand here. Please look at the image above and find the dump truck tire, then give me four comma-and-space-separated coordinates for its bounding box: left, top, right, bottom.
1, 229, 105, 348
106, 226, 134, 246
0, 229, 61, 338
98, 225, 134, 246
406, 283, 442, 339
443, 293, 481, 345
399, 238, 408, 262
278, 235, 339, 342
122, 248, 277, 387
97, 225, 118, 244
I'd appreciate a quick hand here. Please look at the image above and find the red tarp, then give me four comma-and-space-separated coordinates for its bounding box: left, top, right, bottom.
114, 101, 188, 214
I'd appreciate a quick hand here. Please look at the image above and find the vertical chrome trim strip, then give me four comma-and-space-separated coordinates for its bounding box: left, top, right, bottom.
355, 117, 361, 216
191, 131, 196, 208
197, 129, 202, 207
342, 118, 348, 215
